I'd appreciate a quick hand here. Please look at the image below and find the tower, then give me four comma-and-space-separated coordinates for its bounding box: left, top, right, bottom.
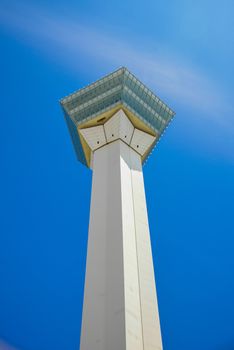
60, 67, 175, 350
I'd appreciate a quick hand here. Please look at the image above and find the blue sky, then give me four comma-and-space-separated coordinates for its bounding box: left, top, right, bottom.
0, 0, 234, 349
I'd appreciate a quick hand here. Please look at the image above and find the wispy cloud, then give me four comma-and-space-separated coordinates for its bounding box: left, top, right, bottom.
0, 340, 20, 350
0, 2, 232, 128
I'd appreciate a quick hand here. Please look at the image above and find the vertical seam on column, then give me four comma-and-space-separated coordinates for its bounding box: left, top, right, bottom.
129, 127, 135, 145
119, 141, 127, 350
129, 149, 145, 350
103, 124, 108, 143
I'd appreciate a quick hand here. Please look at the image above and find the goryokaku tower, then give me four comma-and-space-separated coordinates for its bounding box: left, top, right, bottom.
60, 67, 175, 350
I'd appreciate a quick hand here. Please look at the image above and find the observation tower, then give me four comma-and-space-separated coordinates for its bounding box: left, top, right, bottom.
60, 67, 175, 350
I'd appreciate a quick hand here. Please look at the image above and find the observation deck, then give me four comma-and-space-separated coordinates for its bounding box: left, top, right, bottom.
60, 67, 175, 167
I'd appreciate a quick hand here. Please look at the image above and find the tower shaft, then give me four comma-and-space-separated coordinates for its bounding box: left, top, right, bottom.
80, 139, 162, 350
61, 68, 175, 350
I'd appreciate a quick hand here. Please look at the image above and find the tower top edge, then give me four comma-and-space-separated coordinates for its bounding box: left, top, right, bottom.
60, 67, 175, 116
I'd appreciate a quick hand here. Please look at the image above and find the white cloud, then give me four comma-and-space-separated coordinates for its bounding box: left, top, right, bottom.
0, 2, 233, 130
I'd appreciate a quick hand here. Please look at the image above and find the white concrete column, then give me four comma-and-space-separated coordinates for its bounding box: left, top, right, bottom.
80, 139, 162, 350
130, 150, 163, 350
